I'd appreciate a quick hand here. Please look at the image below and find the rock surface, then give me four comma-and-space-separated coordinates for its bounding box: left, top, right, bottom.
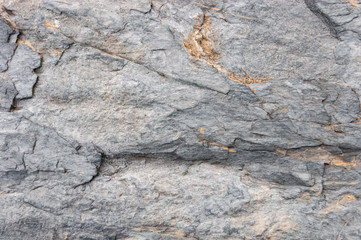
0, 0, 361, 239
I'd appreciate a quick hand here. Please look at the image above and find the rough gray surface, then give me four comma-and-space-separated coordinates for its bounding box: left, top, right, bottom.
0, 0, 361, 239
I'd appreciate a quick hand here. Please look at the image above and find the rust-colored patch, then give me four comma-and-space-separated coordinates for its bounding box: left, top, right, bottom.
47, 49, 62, 56
342, 194, 357, 201
199, 127, 205, 134
352, 117, 361, 123
321, 194, 357, 214
227, 68, 272, 84
298, 192, 312, 202
228, 148, 237, 153
63, 233, 69, 239
286, 146, 332, 163
286, 146, 361, 170
251, 211, 298, 238
198, 137, 236, 152
195, 4, 221, 11
42, 19, 59, 30
275, 148, 287, 155
198, 137, 207, 143
249, 86, 257, 93
330, 156, 361, 168
183, 14, 272, 85
323, 181, 358, 186
0, 5, 17, 29
276, 108, 288, 113
324, 123, 346, 133
16, 39, 39, 53
183, 15, 220, 63
349, 0, 359, 7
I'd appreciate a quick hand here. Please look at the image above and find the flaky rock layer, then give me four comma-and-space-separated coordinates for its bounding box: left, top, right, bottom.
1, 0, 361, 239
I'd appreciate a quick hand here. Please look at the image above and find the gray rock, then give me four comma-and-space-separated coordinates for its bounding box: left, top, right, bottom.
0, 16, 41, 110
0, 76, 16, 110
0, 0, 361, 239
7, 44, 41, 99
0, 42, 16, 72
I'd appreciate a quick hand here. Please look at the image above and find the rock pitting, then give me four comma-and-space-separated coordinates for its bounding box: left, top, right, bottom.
0, 0, 361, 239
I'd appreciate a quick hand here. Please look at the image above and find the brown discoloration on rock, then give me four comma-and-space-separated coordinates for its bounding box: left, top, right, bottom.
286, 146, 359, 166
276, 108, 288, 113
227, 67, 273, 85
184, 14, 272, 85
352, 117, 361, 123
183, 15, 220, 64
198, 137, 236, 152
329, 156, 361, 168
47, 49, 62, 56
349, 0, 359, 7
320, 194, 357, 214
286, 146, 361, 170
323, 181, 358, 186
199, 127, 205, 134
16, 39, 38, 53
275, 148, 287, 155
250, 211, 298, 238
42, 19, 59, 30
298, 192, 312, 202
286, 146, 333, 163
0, 5, 17, 29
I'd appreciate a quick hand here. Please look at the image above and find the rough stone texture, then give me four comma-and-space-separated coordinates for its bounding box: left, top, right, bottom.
0, 0, 361, 239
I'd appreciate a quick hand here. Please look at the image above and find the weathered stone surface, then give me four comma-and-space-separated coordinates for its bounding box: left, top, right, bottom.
0, 16, 40, 109
0, 76, 16, 110
0, 0, 361, 239
7, 44, 41, 99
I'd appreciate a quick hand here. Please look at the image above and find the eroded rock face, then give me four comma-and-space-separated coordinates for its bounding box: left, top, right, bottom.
0, 0, 361, 239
